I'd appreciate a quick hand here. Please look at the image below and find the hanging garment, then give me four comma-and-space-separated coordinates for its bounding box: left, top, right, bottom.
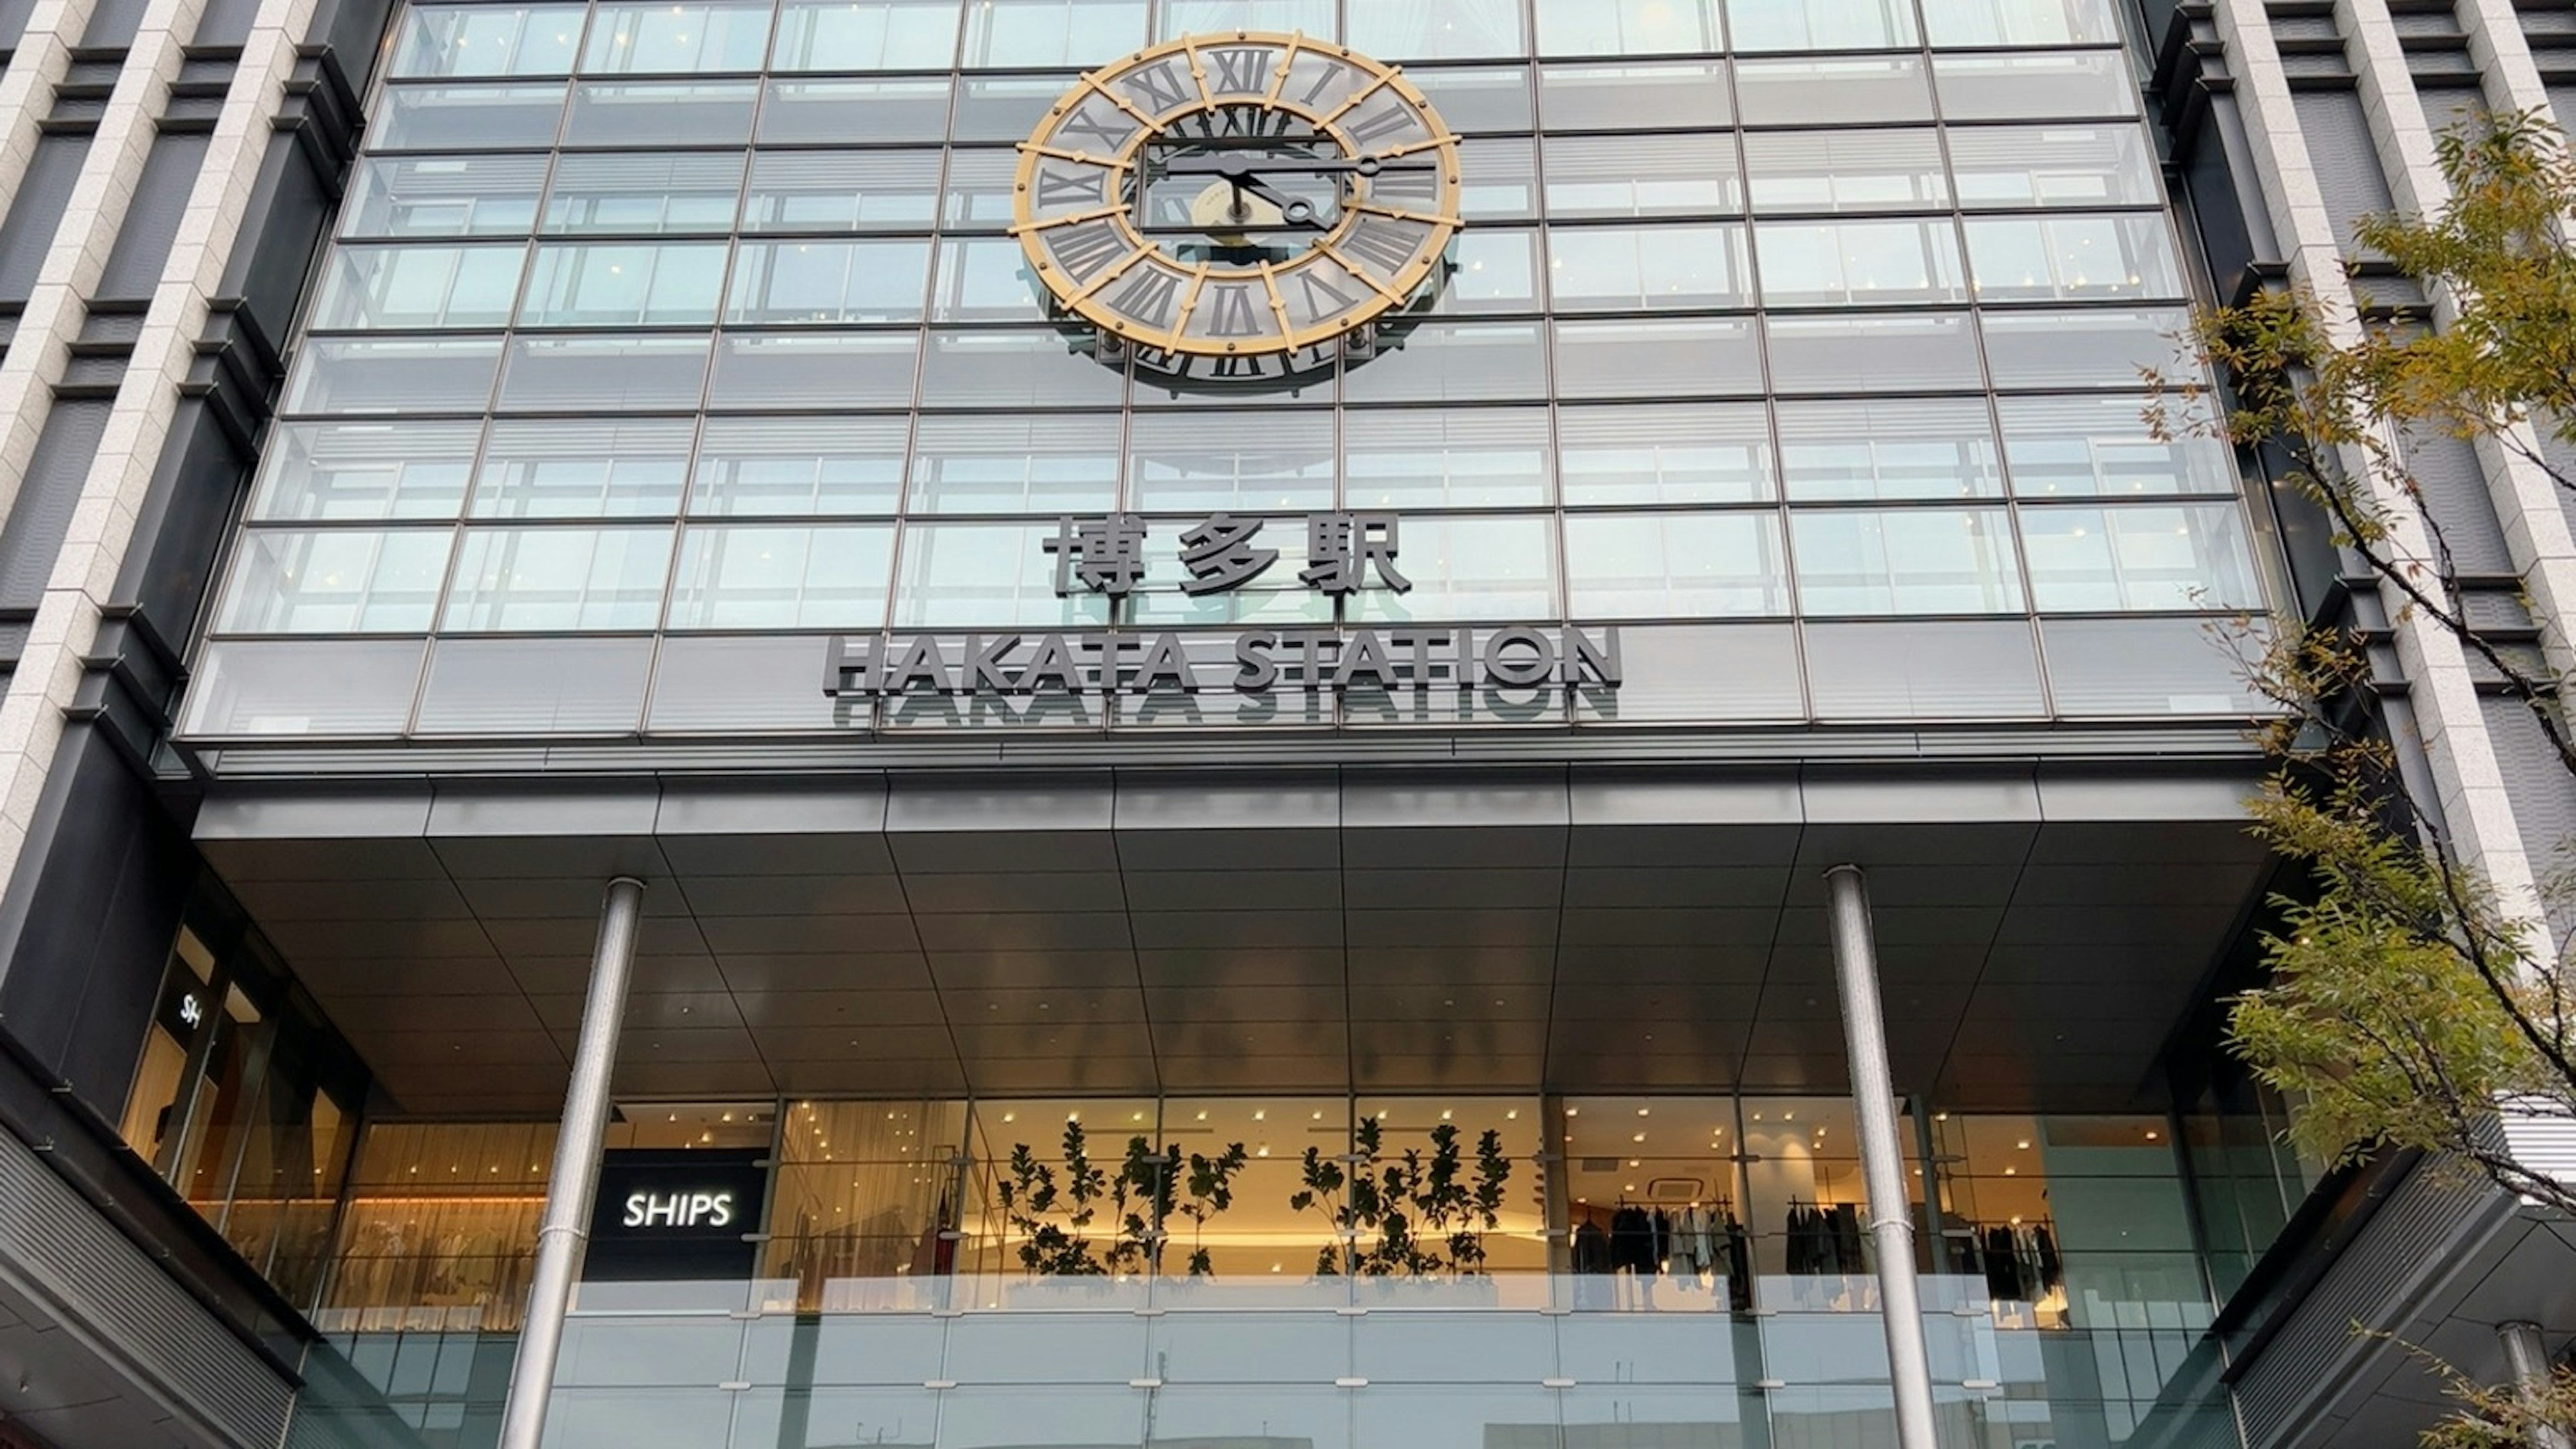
2033, 1224, 2063, 1294
1574, 1219, 1614, 1275
1610, 1205, 1657, 1275
1693, 1205, 1718, 1273
1830, 1203, 1865, 1273
1652, 1209, 1674, 1271
1725, 1216, 1754, 1311
1982, 1226, 2025, 1300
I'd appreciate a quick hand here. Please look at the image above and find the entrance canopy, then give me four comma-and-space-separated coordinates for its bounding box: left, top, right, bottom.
193, 765, 2271, 1118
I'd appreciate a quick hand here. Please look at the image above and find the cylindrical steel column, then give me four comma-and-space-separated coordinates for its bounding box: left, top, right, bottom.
2500, 1321, 2571, 1449
1823, 865, 1941, 1449
497, 876, 646, 1449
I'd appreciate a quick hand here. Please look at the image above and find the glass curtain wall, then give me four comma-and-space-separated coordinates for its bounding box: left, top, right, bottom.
182, 0, 2275, 741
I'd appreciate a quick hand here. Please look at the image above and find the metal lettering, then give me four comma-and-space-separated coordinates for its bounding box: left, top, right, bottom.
1233, 631, 1279, 692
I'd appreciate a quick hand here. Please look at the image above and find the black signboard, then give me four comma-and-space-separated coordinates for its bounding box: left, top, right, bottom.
584, 1148, 767, 1282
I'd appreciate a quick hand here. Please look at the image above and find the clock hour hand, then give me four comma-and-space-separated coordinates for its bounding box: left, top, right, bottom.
1232, 172, 1330, 231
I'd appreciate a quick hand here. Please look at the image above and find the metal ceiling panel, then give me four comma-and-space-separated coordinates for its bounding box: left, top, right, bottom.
715, 952, 934, 993
675, 873, 912, 917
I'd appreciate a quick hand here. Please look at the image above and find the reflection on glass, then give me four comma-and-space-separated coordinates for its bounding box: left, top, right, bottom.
771, 0, 962, 70
1744, 129, 1947, 214
1765, 310, 1981, 393
691, 416, 908, 515
519, 241, 729, 327
1127, 410, 1332, 513
710, 329, 918, 408
1554, 317, 1762, 400
1790, 508, 2026, 614
500, 333, 714, 410
1158, 0, 1332, 41
757, 77, 953, 144
1564, 512, 1788, 619
893, 521, 1112, 629
1947, 123, 2161, 209
669, 523, 896, 627
1350, 514, 1558, 624
390, 3, 585, 78
1778, 398, 2002, 500
1964, 213, 2183, 301
472, 417, 692, 517
311, 244, 526, 330
281, 336, 505, 415
541, 151, 745, 233
579, 0, 772, 72
1728, 0, 1918, 51
562, 80, 759, 146
2020, 503, 2260, 611
930, 236, 1042, 321
1998, 394, 2235, 496
1933, 51, 2137, 121
375, 83, 569, 151
1559, 402, 1774, 504
1734, 56, 1930, 125
957, 0, 1145, 69
442, 526, 675, 630
909, 414, 1118, 515
215, 530, 453, 633
729, 238, 933, 323
1545, 133, 1741, 218
1540, 61, 1731, 129
1549, 223, 1750, 311
1756, 219, 1966, 307
252, 421, 478, 520
345, 154, 548, 237
1535, 0, 1721, 56
1348, 0, 1525, 60
743, 149, 942, 231
1344, 407, 1552, 508
1925, 0, 2125, 46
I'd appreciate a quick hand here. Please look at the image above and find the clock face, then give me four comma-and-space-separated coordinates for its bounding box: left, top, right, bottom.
1013, 34, 1463, 360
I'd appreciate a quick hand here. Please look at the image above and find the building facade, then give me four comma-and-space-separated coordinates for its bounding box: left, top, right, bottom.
0, 1, 2565, 1447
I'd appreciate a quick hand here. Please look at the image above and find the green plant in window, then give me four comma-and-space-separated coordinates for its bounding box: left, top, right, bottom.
1290, 1118, 1513, 1278
1177, 1142, 1248, 1278
1108, 1134, 1179, 1275
993, 1120, 1111, 1276
1288, 1139, 1352, 1277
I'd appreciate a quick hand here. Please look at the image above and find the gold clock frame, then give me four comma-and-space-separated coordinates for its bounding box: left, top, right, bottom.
1010, 32, 1464, 359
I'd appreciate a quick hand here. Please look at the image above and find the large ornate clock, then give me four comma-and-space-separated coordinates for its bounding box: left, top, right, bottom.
1012, 34, 1463, 366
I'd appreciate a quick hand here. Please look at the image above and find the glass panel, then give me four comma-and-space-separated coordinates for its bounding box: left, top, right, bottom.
1925, 0, 2125, 46
344, 154, 547, 237
321, 1122, 556, 1330
2021, 502, 2261, 611
1792, 508, 2025, 614
1448, 228, 1544, 313
1459, 138, 1540, 221
951, 73, 1073, 142
2043, 616, 2264, 715
1570, 622, 1803, 720
743, 149, 943, 231
1159, 0, 1331, 40
917, 329, 1106, 409
928, 236, 1042, 322
1544, 133, 1738, 219
1803, 618, 2045, 716
1534, 0, 1722, 55
1933, 52, 2137, 120
1764, 311, 1982, 392
667, 523, 896, 627
500, 333, 713, 409
1778, 398, 2002, 501
1554, 317, 1764, 400
470, 417, 694, 517
390, 4, 586, 77
1548, 223, 1750, 310
710, 330, 920, 408
938, 147, 1019, 229
1343, 407, 1552, 508
519, 241, 728, 326
580, 0, 775, 72
1734, 56, 1929, 125
957, 0, 1145, 69
1348, 0, 1524, 60
415, 635, 655, 733
1744, 129, 1948, 215
251, 421, 478, 520
280, 336, 504, 415
892, 521, 1114, 629
1558, 402, 1774, 504
1756, 219, 1966, 307
1965, 213, 2182, 302
1948, 124, 2161, 209
309, 244, 526, 329
1404, 65, 1535, 132
692, 416, 908, 515
1981, 307, 2190, 389
1539, 61, 1730, 130
649, 634, 859, 729
1729, 0, 1917, 50
563, 80, 759, 145
442, 526, 676, 629
181, 639, 427, 736
374, 83, 568, 150
1125, 515, 1325, 627
771, 0, 961, 68
1998, 394, 2237, 497
541, 152, 745, 233
1341, 321, 1548, 404
118, 931, 217, 1167
908, 413, 1119, 515
215, 529, 455, 633
1348, 514, 1558, 624
758, 78, 953, 144
729, 239, 932, 323
1126, 409, 1334, 513
1565, 512, 1788, 619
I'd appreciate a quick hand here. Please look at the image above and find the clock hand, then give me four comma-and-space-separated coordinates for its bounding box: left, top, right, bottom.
1234, 173, 1329, 231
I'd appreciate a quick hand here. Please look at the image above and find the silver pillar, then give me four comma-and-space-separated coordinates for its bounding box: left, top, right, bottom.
497, 876, 646, 1449
1823, 865, 1941, 1449
2500, 1321, 2571, 1449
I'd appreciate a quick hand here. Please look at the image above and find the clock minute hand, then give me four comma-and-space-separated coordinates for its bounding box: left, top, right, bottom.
1233, 173, 1329, 231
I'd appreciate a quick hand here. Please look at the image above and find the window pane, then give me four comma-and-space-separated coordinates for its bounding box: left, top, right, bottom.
1543, 134, 1736, 219
443, 527, 675, 630
1566, 513, 1787, 619
374, 83, 567, 150
757, 78, 953, 144
1554, 317, 1762, 400
1805, 618, 2044, 716
252, 421, 478, 520
344, 154, 547, 237
729, 239, 932, 323
390, 4, 584, 77
281, 336, 504, 415
1405, 66, 1535, 132
1342, 321, 1548, 404
1344, 407, 1552, 509
744, 150, 942, 231
2042, 616, 2263, 716
519, 241, 727, 326
1765, 311, 1980, 392
1758, 219, 1966, 307
498, 333, 713, 409
1559, 402, 1774, 504
669, 524, 894, 627
908, 414, 1118, 515
916, 328, 1106, 409
564, 79, 759, 145
1933, 52, 2136, 121
2021, 503, 2260, 611
773, 0, 960, 68
415, 636, 653, 733
541, 152, 745, 234
692, 416, 907, 515
1947, 124, 2160, 209
1460, 138, 1541, 221
929, 237, 1042, 322
1125, 516, 1326, 628
1535, 0, 1721, 55
1964, 214, 2182, 302
1728, 0, 1917, 50
1348, 515, 1557, 625
1997, 394, 2237, 497
216, 529, 455, 633
1744, 129, 1947, 215
952, 73, 1077, 143
939, 147, 1019, 229
182, 640, 427, 735
1158, 0, 1331, 40
1348, 0, 1524, 60
1791, 508, 2025, 614
1735, 57, 1929, 125
310, 244, 525, 329
1780, 399, 2001, 500
958, 0, 1144, 69
1540, 62, 1729, 130
471, 418, 693, 517
580, 0, 775, 72
710, 330, 920, 408
1448, 228, 1543, 313
1128, 411, 1334, 513
892, 521, 1112, 628
1925, 0, 2125, 47
1981, 307, 2188, 390
1547, 223, 1748, 311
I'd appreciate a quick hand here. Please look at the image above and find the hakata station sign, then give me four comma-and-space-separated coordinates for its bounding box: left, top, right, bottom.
822, 512, 1623, 701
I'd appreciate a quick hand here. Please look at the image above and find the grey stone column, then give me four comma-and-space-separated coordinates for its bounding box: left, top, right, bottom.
497, 877, 646, 1449
1824, 865, 1941, 1449
2499, 1321, 2571, 1449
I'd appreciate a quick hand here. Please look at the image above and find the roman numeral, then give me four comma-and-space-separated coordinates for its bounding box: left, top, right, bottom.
1119, 60, 1193, 115
1106, 266, 1185, 329
1344, 101, 1418, 148
1295, 268, 1362, 319
1201, 284, 1265, 337
1209, 353, 1274, 380
1057, 107, 1138, 151
1366, 164, 1441, 210
1035, 168, 1106, 207
1339, 217, 1423, 276
1206, 46, 1275, 95
1048, 220, 1130, 284
1300, 60, 1356, 107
